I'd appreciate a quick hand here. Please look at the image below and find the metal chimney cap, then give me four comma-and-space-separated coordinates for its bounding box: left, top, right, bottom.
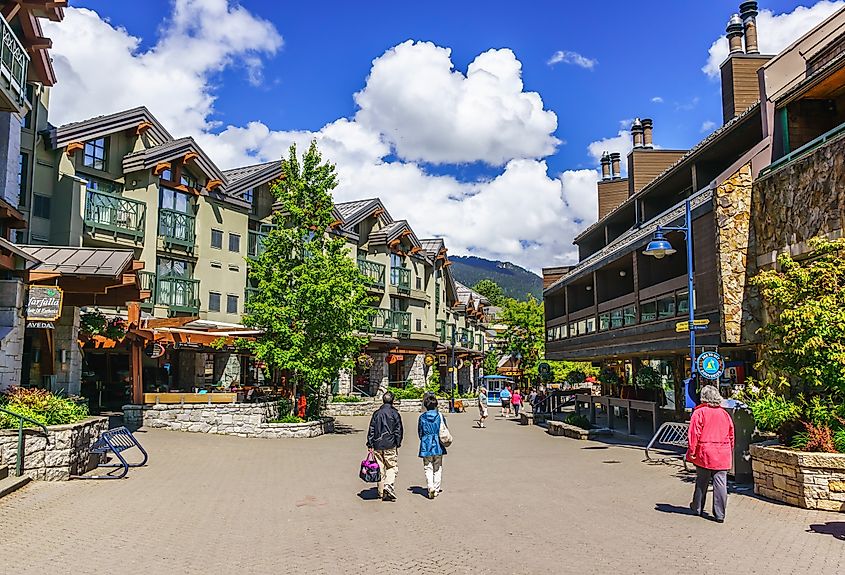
739, 1, 758, 18
641, 118, 653, 127
609, 152, 621, 160
601, 151, 610, 160
728, 13, 743, 26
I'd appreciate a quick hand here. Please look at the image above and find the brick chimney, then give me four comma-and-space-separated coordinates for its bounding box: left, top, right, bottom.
600, 151, 611, 180
727, 13, 744, 54
631, 118, 644, 149
642, 118, 654, 149
740, 1, 760, 54
610, 152, 621, 179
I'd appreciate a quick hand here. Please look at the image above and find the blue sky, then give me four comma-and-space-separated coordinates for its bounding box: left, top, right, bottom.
48, 0, 844, 270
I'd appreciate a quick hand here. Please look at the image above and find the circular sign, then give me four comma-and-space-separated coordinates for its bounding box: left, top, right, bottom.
145, 342, 165, 359
424, 354, 436, 366
538, 362, 550, 375
696, 351, 725, 380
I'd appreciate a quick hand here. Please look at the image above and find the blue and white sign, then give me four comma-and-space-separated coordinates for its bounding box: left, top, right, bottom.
697, 351, 725, 380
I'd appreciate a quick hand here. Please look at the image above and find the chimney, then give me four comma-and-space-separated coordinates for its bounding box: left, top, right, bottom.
610, 152, 621, 179
740, 1, 759, 54
600, 151, 611, 180
642, 118, 654, 149
726, 13, 744, 54
631, 118, 644, 149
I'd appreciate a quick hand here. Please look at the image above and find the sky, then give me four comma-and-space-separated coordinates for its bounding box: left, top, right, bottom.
44, 0, 845, 272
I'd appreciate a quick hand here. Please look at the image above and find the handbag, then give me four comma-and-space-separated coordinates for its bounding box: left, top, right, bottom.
359, 452, 381, 483
439, 415, 453, 448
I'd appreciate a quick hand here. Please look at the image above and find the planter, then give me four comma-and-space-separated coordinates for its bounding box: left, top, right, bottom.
0, 416, 109, 481
751, 443, 845, 511
546, 420, 612, 440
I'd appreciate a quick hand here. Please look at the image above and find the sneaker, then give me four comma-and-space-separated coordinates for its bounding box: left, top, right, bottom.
382, 485, 396, 502
689, 502, 702, 516
428, 489, 436, 499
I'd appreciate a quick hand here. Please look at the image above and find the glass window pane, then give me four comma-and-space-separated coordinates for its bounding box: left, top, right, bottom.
658, 296, 676, 319
569, 322, 577, 337
209, 292, 221, 312
677, 290, 689, 315
211, 229, 222, 249
641, 301, 657, 322
624, 305, 637, 326
578, 320, 587, 335
586, 317, 596, 333
229, 233, 240, 253
560, 325, 567, 339
599, 313, 610, 331
610, 309, 623, 329
227, 295, 238, 314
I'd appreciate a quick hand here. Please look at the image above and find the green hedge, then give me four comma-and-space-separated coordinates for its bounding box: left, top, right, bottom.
0, 388, 88, 429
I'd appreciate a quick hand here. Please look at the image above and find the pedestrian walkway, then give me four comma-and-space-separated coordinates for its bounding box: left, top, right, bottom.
1, 412, 843, 575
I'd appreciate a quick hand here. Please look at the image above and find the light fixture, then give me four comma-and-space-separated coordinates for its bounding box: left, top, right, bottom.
643, 228, 677, 259
619, 270, 627, 277
586, 285, 592, 291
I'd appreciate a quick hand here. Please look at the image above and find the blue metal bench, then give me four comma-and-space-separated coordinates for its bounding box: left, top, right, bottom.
72, 426, 148, 480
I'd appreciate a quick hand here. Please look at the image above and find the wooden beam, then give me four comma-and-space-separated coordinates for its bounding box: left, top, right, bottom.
410, 246, 423, 255
183, 152, 199, 163
136, 121, 153, 135
145, 315, 200, 329
329, 219, 343, 229
153, 162, 171, 176
206, 179, 223, 191
1, 3, 21, 19
65, 142, 84, 156
372, 208, 385, 218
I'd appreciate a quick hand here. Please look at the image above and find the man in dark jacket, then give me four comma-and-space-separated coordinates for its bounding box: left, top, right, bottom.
367, 391, 404, 501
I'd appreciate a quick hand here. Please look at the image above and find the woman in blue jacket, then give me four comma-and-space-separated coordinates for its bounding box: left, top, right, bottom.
418, 394, 447, 499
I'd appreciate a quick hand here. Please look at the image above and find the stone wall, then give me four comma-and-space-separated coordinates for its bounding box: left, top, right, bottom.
123, 401, 334, 439
715, 163, 753, 344
323, 398, 457, 417
0, 416, 109, 480
370, 353, 389, 396
751, 443, 845, 511
53, 307, 82, 396
0, 279, 25, 391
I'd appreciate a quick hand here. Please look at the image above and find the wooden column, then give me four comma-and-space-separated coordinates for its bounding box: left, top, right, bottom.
128, 302, 144, 405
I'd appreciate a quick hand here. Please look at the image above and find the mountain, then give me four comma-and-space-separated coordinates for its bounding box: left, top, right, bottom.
449, 256, 543, 301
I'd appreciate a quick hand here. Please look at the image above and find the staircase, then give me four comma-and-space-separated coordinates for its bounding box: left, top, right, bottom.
0, 465, 31, 500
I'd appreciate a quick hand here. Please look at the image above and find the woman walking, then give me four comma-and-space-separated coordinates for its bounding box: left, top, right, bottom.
418, 394, 447, 499
687, 385, 735, 523
500, 385, 512, 418
511, 388, 522, 417
477, 386, 488, 428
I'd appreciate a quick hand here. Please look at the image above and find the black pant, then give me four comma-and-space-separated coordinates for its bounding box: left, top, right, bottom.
513, 404, 521, 416
692, 467, 728, 520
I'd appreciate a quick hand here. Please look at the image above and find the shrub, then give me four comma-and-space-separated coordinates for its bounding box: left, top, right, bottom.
330, 395, 363, 403
565, 369, 587, 386
0, 388, 88, 429
746, 391, 801, 433
270, 415, 305, 424
276, 397, 294, 416
387, 386, 425, 400
635, 366, 662, 389
563, 413, 591, 430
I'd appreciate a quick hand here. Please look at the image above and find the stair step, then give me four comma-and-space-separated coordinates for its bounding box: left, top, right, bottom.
0, 473, 30, 500
0, 466, 7, 481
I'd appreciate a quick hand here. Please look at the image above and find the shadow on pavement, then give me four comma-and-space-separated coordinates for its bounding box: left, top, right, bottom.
407, 486, 429, 498
654, 503, 695, 516
357, 487, 380, 501
582, 446, 609, 450
333, 423, 362, 435
807, 522, 845, 540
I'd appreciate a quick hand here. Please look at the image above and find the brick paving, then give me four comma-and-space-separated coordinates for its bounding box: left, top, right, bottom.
2, 411, 845, 575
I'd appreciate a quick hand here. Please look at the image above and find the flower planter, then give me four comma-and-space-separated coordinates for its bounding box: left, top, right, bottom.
751, 443, 845, 511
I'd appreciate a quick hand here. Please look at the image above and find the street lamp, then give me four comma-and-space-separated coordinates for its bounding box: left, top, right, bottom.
450, 329, 469, 412
643, 197, 696, 407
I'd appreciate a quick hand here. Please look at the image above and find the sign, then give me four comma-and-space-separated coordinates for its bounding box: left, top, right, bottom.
424, 354, 436, 366
26, 286, 63, 321
26, 321, 55, 330
675, 319, 711, 332
538, 362, 551, 375
697, 351, 725, 380
145, 342, 165, 359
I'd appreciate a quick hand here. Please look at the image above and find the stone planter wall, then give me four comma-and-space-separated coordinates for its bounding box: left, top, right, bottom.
751, 443, 845, 511
124, 402, 333, 439
546, 420, 613, 440
323, 398, 459, 417
0, 416, 109, 480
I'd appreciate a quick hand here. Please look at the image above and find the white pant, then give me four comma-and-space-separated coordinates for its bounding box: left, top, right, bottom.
423, 455, 443, 492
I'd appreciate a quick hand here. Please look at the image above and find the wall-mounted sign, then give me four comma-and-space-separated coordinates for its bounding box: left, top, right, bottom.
26, 321, 55, 330
538, 362, 551, 375
144, 342, 165, 359
26, 286, 63, 321
424, 354, 436, 366
697, 351, 725, 380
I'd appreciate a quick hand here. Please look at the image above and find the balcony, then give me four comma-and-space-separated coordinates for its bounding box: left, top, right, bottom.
156, 277, 200, 314
158, 208, 195, 249
84, 190, 146, 242
390, 267, 411, 295
248, 230, 267, 259
358, 259, 385, 290
436, 319, 446, 343
138, 271, 156, 307
393, 310, 411, 339
0, 14, 29, 115
365, 308, 411, 339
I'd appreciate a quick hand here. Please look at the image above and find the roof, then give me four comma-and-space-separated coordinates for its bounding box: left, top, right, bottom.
123, 137, 225, 184
52, 107, 173, 149
455, 281, 489, 307
222, 160, 283, 200
335, 198, 393, 230
19, 246, 135, 278
419, 238, 446, 258
368, 220, 422, 250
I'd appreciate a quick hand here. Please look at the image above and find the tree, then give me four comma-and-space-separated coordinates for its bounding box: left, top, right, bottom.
752, 237, 845, 396
243, 142, 371, 412
500, 295, 545, 376
473, 279, 506, 307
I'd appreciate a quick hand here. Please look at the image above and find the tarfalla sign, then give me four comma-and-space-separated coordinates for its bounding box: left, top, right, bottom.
26, 286, 63, 325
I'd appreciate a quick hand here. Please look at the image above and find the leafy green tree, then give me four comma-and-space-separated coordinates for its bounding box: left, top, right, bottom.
500, 295, 545, 375
473, 279, 506, 307
483, 350, 500, 377
752, 237, 845, 396
243, 142, 371, 412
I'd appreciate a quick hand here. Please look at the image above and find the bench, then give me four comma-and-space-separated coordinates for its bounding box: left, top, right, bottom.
72, 427, 148, 480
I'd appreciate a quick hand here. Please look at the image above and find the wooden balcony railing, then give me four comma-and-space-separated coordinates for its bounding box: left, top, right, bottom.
0, 13, 29, 113
157, 277, 200, 313
390, 267, 411, 294
84, 190, 146, 241
358, 259, 386, 289
158, 208, 195, 248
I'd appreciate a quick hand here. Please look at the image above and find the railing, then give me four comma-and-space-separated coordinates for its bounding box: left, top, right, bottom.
0, 406, 49, 477
156, 277, 200, 313
138, 271, 155, 306
84, 190, 146, 241
393, 310, 411, 338
248, 230, 267, 258
358, 259, 386, 289
390, 267, 411, 294
365, 308, 411, 338
0, 14, 30, 112
760, 120, 845, 178
436, 319, 447, 343
158, 208, 196, 248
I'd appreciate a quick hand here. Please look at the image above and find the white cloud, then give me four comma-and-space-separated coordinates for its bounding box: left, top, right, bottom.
547, 50, 598, 70
651, 96, 664, 103
587, 130, 633, 174
703, 1, 844, 77
44, 4, 594, 272
700, 120, 717, 133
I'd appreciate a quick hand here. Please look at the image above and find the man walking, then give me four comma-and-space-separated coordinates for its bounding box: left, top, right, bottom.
367, 391, 404, 501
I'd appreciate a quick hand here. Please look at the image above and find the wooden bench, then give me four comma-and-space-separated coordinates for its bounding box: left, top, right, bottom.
143, 392, 240, 405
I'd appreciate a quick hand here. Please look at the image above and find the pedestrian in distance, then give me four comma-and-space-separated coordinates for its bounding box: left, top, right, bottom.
511, 388, 522, 418
476, 386, 489, 428
528, 388, 537, 411
418, 394, 447, 499
687, 385, 735, 523
500, 385, 512, 418
367, 391, 404, 502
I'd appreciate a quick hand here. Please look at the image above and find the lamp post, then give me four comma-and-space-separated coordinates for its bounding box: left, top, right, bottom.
643, 198, 696, 406
451, 329, 469, 412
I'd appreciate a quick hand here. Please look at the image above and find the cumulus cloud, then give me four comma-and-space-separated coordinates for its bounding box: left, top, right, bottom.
546, 50, 598, 70
587, 129, 633, 174
651, 96, 664, 103
700, 120, 717, 133
702, 1, 844, 77
44, 3, 594, 272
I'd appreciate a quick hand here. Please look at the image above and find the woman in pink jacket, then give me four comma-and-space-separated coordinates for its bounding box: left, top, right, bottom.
687, 385, 734, 523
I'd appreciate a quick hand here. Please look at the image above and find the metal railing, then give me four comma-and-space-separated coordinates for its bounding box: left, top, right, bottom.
0, 13, 29, 111
365, 308, 411, 338
393, 310, 411, 338
138, 271, 156, 307
84, 190, 146, 241
436, 319, 446, 343
156, 277, 200, 313
390, 267, 411, 294
0, 406, 49, 477
158, 208, 196, 248
358, 259, 385, 289
248, 230, 267, 258
759, 120, 845, 178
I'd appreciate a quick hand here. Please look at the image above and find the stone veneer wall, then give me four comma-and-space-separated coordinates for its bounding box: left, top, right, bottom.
0, 416, 109, 480
323, 399, 458, 417
714, 163, 753, 344
123, 401, 334, 438
0, 279, 25, 392
751, 443, 845, 511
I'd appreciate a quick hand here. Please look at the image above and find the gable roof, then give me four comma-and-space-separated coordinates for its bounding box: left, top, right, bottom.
368, 219, 422, 250
123, 137, 225, 184
335, 198, 393, 230
222, 160, 283, 200
52, 107, 173, 149
455, 281, 489, 307
419, 238, 446, 258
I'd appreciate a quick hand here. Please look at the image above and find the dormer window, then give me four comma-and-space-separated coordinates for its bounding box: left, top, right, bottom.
160, 167, 173, 181
180, 169, 197, 189
83, 137, 107, 171
243, 187, 254, 205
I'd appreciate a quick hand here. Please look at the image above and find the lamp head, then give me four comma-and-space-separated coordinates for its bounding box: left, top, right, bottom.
643, 229, 677, 259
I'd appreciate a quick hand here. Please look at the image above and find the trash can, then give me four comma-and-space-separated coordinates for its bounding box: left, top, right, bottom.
723, 399, 755, 484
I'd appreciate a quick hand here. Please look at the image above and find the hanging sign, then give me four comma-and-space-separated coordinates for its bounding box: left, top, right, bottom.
145, 342, 166, 359
26, 286, 63, 321
696, 351, 725, 380
26, 321, 55, 330
676, 319, 710, 332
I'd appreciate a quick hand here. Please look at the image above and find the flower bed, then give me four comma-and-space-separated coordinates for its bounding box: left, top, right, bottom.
751, 443, 845, 511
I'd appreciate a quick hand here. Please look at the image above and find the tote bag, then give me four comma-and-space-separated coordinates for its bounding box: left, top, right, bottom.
438, 415, 453, 447
359, 452, 381, 483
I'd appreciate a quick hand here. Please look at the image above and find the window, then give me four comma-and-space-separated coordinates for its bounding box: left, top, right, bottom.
18, 153, 28, 199
85, 175, 122, 195
677, 290, 690, 316
159, 187, 191, 213
559, 325, 567, 339
210, 261, 222, 269
32, 194, 51, 219
210, 229, 223, 249
569, 322, 577, 337
227, 294, 238, 314
180, 169, 197, 188
577, 319, 587, 336
599, 313, 610, 331
416, 319, 422, 332
160, 168, 173, 181
641, 301, 657, 322
610, 309, 623, 329
83, 138, 107, 170
208, 292, 221, 312
416, 276, 422, 290
228, 264, 239, 272
623, 305, 637, 326
586, 317, 596, 334
243, 187, 254, 205
157, 257, 191, 278
657, 296, 676, 319
547, 328, 554, 342
229, 233, 241, 253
